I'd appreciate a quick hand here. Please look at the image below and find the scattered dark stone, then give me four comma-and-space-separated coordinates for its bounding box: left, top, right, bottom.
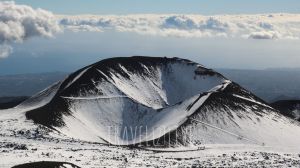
2, 143, 28, 150
14, 144, 27, 150
174, 158, 182, 161
264, 155, 270, 160
12, 161, 81, 168
231, 156, 238, 162
17, 130, 25, 135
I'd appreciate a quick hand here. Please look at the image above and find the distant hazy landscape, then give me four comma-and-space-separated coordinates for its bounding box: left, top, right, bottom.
219, 68, 300, 102
0, 72, 67, 98
1, 69, 299, 103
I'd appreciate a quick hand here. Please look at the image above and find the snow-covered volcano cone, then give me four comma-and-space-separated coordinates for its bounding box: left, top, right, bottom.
22, 56, 300, 147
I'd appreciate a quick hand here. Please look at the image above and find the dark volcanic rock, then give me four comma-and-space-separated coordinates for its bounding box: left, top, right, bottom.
12, 161, 80, 168
271, 100, 300, 121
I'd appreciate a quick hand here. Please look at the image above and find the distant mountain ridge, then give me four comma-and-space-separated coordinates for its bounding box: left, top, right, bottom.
0, 72, 67, 97
0, 96, 29, 109
218, 69, 300, 102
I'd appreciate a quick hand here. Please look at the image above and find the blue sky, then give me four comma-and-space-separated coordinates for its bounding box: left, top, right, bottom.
15, 0, 300, 15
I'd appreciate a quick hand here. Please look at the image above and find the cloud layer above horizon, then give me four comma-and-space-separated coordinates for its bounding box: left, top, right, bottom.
1, 1, 300, 58
59, 14, 300, 40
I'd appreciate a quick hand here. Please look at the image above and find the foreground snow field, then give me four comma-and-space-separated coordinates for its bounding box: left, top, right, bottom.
0, 135, 300, 167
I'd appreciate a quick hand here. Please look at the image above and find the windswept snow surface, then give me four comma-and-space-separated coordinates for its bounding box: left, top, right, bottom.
1, 135, 300, 168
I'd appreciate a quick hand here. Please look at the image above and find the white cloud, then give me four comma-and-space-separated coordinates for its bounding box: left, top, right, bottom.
0, 45, 12, 58
58, 14, 300, 39
0, 1, 61, 58
248, 31, 279, 39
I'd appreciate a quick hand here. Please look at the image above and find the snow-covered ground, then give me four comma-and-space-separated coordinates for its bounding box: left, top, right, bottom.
0, 134, 300, 167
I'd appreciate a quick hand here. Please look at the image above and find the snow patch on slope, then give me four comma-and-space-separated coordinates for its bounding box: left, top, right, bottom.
180, 88, 300, 147
57, 88, 215, 145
